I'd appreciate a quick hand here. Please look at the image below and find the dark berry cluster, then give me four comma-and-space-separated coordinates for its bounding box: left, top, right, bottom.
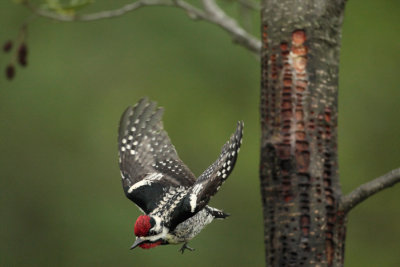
3, 25, 29, 81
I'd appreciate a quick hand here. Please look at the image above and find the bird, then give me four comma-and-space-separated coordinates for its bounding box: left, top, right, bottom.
117, 98, 243, 253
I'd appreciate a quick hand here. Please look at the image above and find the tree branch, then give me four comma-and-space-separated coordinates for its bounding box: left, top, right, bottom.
23, 0, 261, 54
339, 168, 400, 213
200, 0, 260, 53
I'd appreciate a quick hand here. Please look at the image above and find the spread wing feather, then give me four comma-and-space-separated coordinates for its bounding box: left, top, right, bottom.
118, 98, 196, 214
168, 121, 244, 229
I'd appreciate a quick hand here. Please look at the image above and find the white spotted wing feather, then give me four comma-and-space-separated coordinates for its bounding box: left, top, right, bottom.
188, 121, 244, 213
118, 98, 196, 214
167, 121, 243, 229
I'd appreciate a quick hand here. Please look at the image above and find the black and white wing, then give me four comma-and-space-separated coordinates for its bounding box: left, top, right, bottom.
118, 98, 196, 214
169, 121, 244, 229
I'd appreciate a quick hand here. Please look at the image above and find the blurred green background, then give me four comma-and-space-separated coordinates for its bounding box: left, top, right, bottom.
0, 0, 399, 266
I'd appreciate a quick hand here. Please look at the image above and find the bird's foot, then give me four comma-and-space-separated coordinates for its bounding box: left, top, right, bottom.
179, 242, 195, 254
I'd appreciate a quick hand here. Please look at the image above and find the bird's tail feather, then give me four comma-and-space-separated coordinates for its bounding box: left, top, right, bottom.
205, 206, 230, 219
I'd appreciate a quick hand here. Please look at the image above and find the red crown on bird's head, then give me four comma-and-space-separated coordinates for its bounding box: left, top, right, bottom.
133, 215, 162, 249
134, 215, 152, 237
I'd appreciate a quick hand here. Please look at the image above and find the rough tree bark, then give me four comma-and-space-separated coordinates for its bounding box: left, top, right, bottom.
260, 0, 346, 266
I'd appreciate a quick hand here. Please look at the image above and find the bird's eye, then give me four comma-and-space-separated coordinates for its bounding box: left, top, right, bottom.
150, 217, 156, 227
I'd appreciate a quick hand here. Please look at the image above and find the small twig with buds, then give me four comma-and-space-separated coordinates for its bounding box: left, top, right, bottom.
23, 0, 261, 54
339, 168, 400, 213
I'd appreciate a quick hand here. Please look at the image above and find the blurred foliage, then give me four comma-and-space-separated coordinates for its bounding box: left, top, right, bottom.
0, 0, 399, 266
42, 0, 95, 15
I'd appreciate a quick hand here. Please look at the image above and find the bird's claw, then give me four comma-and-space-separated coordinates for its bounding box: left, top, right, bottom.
179, 242, 195, 254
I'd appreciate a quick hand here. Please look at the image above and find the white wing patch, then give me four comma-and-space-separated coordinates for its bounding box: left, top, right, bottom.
189, 184, 203, 212
189, 195, 197, 213
127, 172, 164, 193
192, 184, 203, 195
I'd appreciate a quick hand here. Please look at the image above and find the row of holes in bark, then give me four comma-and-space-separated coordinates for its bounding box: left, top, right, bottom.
321, 108, 335, 266
291, 30, 313, 262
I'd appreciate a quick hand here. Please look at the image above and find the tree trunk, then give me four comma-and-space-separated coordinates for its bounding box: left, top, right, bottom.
259, 0, 347, 266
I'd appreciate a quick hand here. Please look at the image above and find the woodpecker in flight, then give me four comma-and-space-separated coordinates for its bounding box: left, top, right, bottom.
118, 98, 243, 253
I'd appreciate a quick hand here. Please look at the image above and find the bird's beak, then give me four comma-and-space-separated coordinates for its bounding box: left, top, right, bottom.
130, 237, 146, 250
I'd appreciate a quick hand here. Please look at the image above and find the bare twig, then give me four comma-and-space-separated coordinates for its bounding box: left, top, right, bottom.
201, 0, 260, 53
340, 168, 400, 213
24, 0, 174, 21
23, 0, 261, 54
